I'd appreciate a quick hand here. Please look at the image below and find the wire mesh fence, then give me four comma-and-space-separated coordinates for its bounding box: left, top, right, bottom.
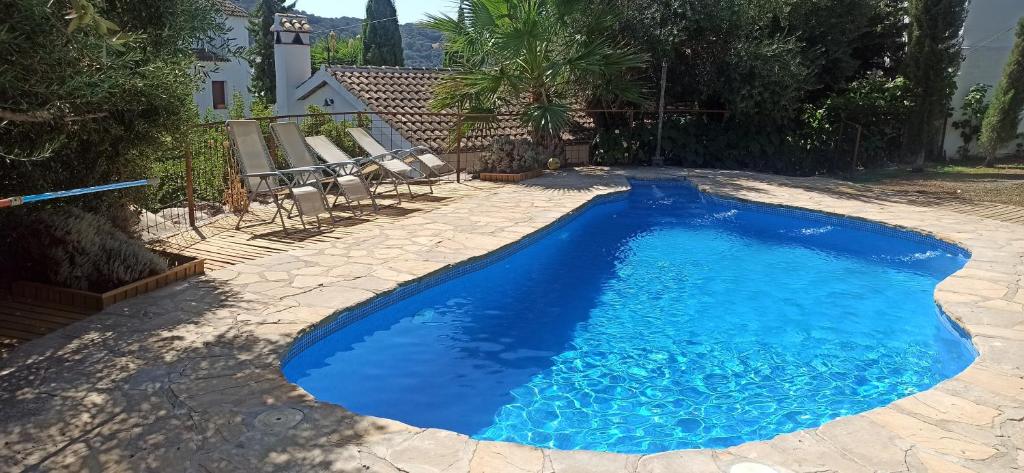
136, 110, 614, 238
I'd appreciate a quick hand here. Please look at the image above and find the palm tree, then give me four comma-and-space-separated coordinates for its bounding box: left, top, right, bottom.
422, 0, 648, 147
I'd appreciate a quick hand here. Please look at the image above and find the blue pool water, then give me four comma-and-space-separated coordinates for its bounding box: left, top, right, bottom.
283, 181, 976, 454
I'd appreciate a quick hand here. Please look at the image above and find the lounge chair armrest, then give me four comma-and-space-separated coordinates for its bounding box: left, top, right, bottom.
369, 152, 397, 161
277, 166, 321, 174
242, 171, 283, 178
324, 161, 357, 173
273, 167, 323, 186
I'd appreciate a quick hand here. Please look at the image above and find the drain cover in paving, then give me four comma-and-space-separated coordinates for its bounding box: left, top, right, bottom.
254, 407, 304, 432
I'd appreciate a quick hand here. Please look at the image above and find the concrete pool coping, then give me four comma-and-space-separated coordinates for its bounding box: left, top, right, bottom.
1, 168, 1022, 472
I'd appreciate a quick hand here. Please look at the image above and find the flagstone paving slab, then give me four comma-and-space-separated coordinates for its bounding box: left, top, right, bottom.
1, 168, 1023, 472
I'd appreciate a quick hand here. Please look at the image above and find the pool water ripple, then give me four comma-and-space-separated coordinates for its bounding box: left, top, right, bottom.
283, 181, 976, 454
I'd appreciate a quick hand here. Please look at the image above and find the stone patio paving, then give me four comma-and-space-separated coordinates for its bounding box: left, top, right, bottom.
1, 168, 1022, 472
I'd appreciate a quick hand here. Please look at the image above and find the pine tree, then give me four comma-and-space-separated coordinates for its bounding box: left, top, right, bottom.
248, 0, 295, 104
902, 0, 968, 170
362, 0, 405, 66
979, 17, 1024, 167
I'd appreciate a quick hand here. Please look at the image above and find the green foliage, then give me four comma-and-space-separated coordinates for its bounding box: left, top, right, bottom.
479, 137, 544, 173
902, 0, 968, 166
311, 33, 363, 69
593, 76, 913, 173
149, 106, 228, 212
980, 17, 1024, 166
400, 24, 443, 67
299, 105, 371, 158
951, 84, 991, 159
363, 0, 404, 66
228, 90, 247, 120
236, 0, 441, 66
5, 207, 168, 292
248, 0, 295, 103
587, 0, 913, 174
0, 0, 224, 242
797, 76, 913, 169
424, 0, 648, 143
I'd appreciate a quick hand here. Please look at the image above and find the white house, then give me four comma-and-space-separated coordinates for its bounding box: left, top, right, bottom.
943, 3, 1024, 157
269, 13, 591, 169
270, 13, 417, 151
193, 0, 252, 117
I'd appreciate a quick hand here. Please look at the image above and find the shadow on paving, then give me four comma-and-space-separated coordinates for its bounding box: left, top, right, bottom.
685, 168, 1011, 208
0, 276, 392, 471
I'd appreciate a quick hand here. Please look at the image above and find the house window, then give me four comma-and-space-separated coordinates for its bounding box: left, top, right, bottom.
212, 81, 227, 109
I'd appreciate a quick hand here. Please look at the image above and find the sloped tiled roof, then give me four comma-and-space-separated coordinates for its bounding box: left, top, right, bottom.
194, 49, 229, 62
329, 66, 591, 152
214, 0, 248, 18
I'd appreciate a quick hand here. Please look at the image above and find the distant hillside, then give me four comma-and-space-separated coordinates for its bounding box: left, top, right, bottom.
230, 1, 443, 67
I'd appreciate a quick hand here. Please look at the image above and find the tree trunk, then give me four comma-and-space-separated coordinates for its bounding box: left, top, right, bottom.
983, 150, 997, 167
911, 149, 926, 172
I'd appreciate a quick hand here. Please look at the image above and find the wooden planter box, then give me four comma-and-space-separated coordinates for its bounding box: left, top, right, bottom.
11, 252, 205, 312
478, 169, 544, 183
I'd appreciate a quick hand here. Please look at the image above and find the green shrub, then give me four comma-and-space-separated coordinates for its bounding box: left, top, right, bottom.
6, 208, 168, 292
979, 17, 1024, 166
300, 105, 371, 158
479, 137, 543, 173
951, 83, 991, 159
0, 0, 225, 229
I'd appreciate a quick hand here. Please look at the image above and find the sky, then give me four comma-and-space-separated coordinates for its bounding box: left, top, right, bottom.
295, 0, 455, 23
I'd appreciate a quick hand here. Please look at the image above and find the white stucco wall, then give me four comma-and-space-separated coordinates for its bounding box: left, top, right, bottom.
194, 15, 252, 118
943, 3, 1024, 157
291, 71, 414, 153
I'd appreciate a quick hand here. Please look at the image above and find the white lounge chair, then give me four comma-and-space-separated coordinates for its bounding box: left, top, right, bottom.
346, 128, 435, 201
227, 120, 333, 233
346, 128, 455, 179
403, 146, 458, 179
270, 122, 378, 216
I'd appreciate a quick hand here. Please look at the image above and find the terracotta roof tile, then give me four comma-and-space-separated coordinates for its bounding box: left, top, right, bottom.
213, 0, 248, 18
329, 66, 591, 152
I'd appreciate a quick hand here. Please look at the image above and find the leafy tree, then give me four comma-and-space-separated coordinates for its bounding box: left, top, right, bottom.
902, 0, 968, 170
311, 33, 363, 70
248, 0, 295, 103
424, 0, 648, 145
363, 0, 404, 66
851, 0, 908, 78
951, 83, 991, 159
1, 0, 223, 211
0, 0, 224, 282
979, 17, 1024, 167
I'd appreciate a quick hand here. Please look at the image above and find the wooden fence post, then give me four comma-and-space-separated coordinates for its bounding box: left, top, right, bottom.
852, 124, 862, 173
456, 114, 463, 183
184, 141, 196, 227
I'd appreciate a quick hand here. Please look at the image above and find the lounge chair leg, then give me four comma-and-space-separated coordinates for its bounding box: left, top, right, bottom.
235, 189, 257, 230
273, 194, 288, 233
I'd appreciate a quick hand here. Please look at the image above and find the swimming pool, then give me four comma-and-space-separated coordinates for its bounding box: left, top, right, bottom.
283, 180, 976, 454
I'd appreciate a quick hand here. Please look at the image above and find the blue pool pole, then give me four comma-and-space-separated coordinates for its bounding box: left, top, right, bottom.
0, 178, 159, 208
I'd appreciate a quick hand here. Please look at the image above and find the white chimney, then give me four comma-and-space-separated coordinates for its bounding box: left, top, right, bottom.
271, 13, 312, 116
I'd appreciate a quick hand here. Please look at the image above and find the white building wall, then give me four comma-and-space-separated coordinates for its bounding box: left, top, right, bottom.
943, 3, 1024, 157
194, 15, 252, 118
292, 74, 414, 153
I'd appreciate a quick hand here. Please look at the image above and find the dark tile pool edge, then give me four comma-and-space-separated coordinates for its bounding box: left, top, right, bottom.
280, 188, 632, 365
